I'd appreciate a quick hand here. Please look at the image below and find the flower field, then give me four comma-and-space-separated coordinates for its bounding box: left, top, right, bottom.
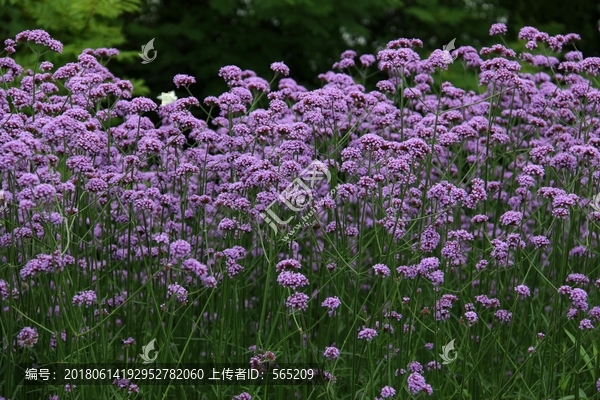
1, 25, 600, 399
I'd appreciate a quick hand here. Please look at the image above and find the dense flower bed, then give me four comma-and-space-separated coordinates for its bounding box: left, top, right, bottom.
1, 25, 600, 399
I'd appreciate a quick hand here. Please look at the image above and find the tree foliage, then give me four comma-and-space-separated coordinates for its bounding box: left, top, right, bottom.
115, 0, 598, 100
117, 0, 408, 99
1, 0, 598, 99
0, 0, 149, 94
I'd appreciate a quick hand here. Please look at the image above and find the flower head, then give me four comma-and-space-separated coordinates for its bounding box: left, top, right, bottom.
407, 372, 433, 395
157, 91, 177, 106
17, 327, 39, 348
270, 62, 290, 76
322, 296, 341, 316
358, 327, 377, 341
490, 23, 508, 35
514, 284, 531, 298
15, 29, 63, 52
170, 239, 191, 259
167, 283, 188, 303
323, 346, 340, 360
72, 290, 97, 307
173, 74, 196, 88
372, 263, 391, 277
285, 292, 309, 311
380, 386, 396, 398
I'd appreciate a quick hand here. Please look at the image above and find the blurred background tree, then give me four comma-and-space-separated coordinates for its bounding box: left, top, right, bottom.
0, 0, 149, 94
117, 0, 506, 98
1, 0, 599, 99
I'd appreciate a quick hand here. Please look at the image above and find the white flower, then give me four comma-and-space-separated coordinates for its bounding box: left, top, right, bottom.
157, 91, 177, 106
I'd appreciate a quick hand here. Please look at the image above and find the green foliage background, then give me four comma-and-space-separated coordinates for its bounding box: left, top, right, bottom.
1, 0, 599, 98
0, 0, 149, 95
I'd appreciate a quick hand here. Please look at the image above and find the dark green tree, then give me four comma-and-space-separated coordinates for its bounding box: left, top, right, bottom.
117, 0, 598, 100
0, 0, 149, 94
118, 0, 415, 99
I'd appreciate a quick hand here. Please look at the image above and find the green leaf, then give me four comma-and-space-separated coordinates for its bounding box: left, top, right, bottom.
128, 78, 151, 96
405, 6, 437, 23
564, 328, 595, 381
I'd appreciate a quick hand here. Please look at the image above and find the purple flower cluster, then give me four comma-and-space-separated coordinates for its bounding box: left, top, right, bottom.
15, 30, 63, 53
277, 271, 309, 289
514, 284, 531, 298
358, 327, 378, 341
72, 290, 97, 307
407, 372, 433, 395
16, 327, 38, 348
323, 346, 340, 360
285, 292, 309, 311
170, 239, 191, 259
378, 385, 396, 398
322, 296, 341, 316
167, 283, 188, 303
372, 263, 391, 277
397, 257, 444, 286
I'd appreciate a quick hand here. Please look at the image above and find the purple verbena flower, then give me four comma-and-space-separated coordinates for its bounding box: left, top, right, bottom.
72, 290, 97, 307
372, 263, 391, 277
514, 284, 531, 298
323, 346, 340, 360
490, 23, 508, 35
570, 288, 588, 310
359, 54, 376, 67
270, 62, 290, 76
285, 292, 309, 311
579, 318, 594, 330
380, 386, 396, 398
170, 239, 191, 259
566, 273, 589, 285
408, 361, 423, 373
173, 74, 196, 88
277, 271, 309, 289
322, 296, 341, 316
500, 211, 523, 226
182, 258, 208, 277
407, 372, 433, 395
589, 307, 600, 321
495, 309, 512, 323
17, 327, 38, 348
357, 327, 377, 341
15, 29, 63, 52
464, 311, 478, 325
167, 283, 188, 303
275, 259, 302, 272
